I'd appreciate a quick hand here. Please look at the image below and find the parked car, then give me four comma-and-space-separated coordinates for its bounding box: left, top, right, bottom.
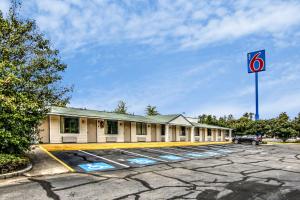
232, 135, 262, 145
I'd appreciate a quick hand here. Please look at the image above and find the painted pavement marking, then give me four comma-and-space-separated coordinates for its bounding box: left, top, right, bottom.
78, 150, 130, 168
167, 147, 200, 153
127, 158, 157, 165
115, 149, 168, 162
78, 162, 115, 172
159, 155, 183, 161
145, 148, 192, 158
185, 152, 213, 158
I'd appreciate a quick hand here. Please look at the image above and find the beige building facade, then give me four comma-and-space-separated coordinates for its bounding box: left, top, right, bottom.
39, 106, 232, 144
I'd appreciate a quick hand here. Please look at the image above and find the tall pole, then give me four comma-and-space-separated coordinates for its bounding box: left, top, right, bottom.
255, 72, 259, 121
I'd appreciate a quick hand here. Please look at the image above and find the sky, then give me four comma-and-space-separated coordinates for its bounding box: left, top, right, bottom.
1, 0, 300, 119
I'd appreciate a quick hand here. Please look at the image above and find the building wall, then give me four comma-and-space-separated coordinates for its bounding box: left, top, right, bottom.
97, 119, 105, 142
39, 117, 49, 143
49, 115, 88, 143
41, 115, 228, 143
156, 124, 162, 142
169, 116, 191, 126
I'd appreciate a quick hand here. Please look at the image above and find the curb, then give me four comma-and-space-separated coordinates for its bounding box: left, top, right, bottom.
0, 163, 33, 179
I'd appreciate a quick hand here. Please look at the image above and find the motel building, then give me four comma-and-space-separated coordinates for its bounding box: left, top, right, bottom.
39, 106, 232, 144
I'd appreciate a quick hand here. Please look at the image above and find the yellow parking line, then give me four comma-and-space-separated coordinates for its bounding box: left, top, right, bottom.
39, 145, 75, 172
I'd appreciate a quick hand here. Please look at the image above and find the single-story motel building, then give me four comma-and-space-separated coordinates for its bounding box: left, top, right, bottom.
39, 106, 232, 144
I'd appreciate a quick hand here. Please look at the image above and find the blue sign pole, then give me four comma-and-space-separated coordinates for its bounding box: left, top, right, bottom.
255, 72, 259, 121
247, 49, 265, 122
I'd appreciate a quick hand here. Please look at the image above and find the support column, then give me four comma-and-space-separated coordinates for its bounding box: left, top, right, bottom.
229, 129, 232, 139
117, 121, 124, 142
212, 129, 216, 141
222, 130, 225, 141
146, 123, 151, 142
156, 124, 161, 142
131, 122, 137, 142
205, 128, 208, 141
190, 126, 195, 142
165, 124, 170, 142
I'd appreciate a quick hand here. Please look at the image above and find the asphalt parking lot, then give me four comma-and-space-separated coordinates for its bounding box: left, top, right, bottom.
51, 145, 235, 173
1, 144, 300, 200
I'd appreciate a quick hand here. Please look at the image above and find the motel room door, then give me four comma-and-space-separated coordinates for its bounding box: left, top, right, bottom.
151, 124, 156, 142
171, 126, 176, 142
87, 119, 97, 143
124, 122, 131, 142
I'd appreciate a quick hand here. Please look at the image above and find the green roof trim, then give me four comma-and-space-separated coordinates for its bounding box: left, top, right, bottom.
48, 106, 231, 130
192, 122, 231, 130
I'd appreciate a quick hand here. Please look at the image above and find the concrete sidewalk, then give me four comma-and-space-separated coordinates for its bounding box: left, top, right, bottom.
40, 141, 230, 151
24, 146, 69, 176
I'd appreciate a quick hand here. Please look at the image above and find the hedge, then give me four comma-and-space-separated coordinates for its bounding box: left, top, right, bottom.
0, 154, 30, 174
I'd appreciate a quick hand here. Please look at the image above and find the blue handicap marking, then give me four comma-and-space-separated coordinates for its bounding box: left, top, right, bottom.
205, 151, 222, 156
186, 153, 211, 158
78, 162, 115, 172
217, 149, 232, 153
127, 158, 156, 165
159, 155, 183, 161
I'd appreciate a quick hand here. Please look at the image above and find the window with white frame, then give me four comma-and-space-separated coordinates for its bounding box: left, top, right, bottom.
60, 116, 80, 134
106, 120, 118, 134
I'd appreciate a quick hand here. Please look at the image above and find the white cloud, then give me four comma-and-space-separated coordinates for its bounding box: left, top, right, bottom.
20, 0, 300, 54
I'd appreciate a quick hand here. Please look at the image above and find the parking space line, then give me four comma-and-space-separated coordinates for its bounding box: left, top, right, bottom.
145, 148, 191, 158
115, 149, 168, 162
78, 150, 130, 168
40, 146, 75, 172
175, 146, 209, 152
167, 147, 197, 153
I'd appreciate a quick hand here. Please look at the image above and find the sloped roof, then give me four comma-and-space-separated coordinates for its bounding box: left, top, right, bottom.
48, 106, 231, 129
146, 114, 180, 123
49, 106, 157, 123
192, 122, 231, 130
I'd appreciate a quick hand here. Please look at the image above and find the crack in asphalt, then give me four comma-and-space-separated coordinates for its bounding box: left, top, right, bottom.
2, 144, 300, 200
29, 178, 60, 200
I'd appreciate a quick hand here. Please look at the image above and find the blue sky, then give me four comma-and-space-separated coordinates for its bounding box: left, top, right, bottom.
1, 0, 300, 119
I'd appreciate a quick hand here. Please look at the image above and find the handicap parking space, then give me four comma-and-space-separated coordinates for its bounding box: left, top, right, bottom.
127, 148, 188, 162
85, 149, 166, 168
50, 144, 237, 173
51, 150, 126, 172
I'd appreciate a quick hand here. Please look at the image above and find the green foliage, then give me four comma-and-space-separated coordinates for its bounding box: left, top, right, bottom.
198, 112, 300, 140
0, 153, 29, 174
0, 4, 71, 154
145, 105, 159, 116
114, 100, 128, 114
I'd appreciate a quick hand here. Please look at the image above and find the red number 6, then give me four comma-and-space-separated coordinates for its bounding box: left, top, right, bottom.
250, 53, 264, 72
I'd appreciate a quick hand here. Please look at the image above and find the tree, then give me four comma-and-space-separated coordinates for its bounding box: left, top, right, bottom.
114, 100, 128, 114
292, 113, 300, 137
270, 113, 297, 142
145, 105, 159, 116
0, 3, 71, 154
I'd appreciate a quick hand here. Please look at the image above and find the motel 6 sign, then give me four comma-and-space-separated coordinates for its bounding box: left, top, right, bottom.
247, 50, 266, 73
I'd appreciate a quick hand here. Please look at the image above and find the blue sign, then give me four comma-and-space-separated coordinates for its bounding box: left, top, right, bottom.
160, 155, 183, 161
78, 162, 115, 172
247, 50, 266, 73
127, 158, 156, 165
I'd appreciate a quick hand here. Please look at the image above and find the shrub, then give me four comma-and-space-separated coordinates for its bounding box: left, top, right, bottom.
0, 154, 30, 174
